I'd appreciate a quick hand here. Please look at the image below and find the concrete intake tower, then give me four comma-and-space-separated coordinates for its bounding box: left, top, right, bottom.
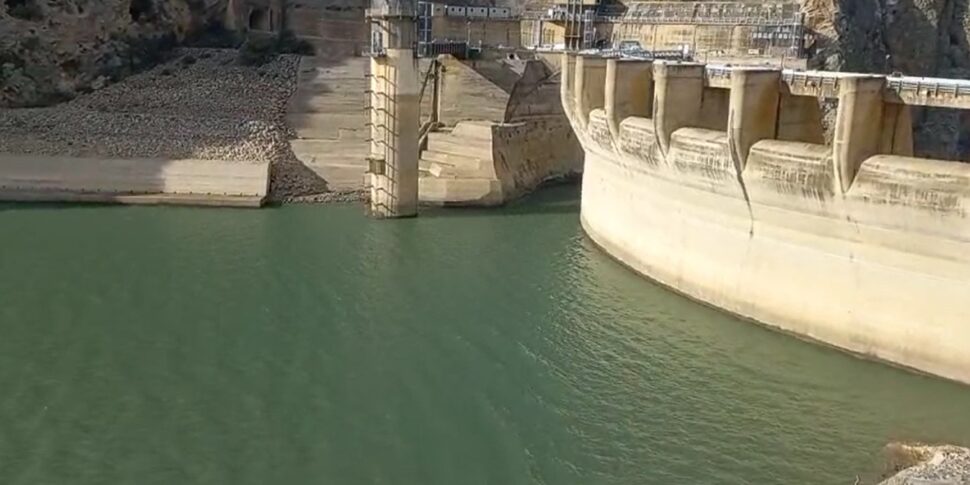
366, 0, 421, 218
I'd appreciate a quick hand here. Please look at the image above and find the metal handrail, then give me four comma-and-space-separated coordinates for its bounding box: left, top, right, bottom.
698, 64, 970, 104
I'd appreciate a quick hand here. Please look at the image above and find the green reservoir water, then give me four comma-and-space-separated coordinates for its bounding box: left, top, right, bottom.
1, 186, 969, 484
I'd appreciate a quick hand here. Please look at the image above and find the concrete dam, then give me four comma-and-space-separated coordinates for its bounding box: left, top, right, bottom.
562, 54, 970, 385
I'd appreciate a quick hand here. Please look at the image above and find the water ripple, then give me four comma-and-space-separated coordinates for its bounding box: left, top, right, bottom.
1, 192, 969, 484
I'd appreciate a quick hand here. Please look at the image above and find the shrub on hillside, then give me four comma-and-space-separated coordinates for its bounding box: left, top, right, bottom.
237, 34, 278, 66
276, 30, 315, 56
237, 30, 315, 66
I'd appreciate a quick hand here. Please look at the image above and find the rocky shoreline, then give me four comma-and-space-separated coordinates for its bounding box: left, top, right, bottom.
0, 47, 352, 203
878, 444, 970, 485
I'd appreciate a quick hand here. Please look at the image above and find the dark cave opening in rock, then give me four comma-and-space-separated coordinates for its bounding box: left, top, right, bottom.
249, 8, 269, 31
129, 0, 155, 22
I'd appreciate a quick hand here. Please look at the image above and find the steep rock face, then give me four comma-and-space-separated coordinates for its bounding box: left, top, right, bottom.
806, 0, 970, 76
803, 0, 970, 158
0, 0, 228, 107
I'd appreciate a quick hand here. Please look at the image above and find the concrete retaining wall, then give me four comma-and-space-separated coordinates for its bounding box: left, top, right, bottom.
564, 54, 970, 385
419, 116, 581, 206
493, 116, 582, 199
0, 155, 269, 207
420, 57, 583, 206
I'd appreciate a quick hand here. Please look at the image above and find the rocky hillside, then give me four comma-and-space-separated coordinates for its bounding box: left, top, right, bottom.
802, 0, 970, 158
0, 0, 227, 108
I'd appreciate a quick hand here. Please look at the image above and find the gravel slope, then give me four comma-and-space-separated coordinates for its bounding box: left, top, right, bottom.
0, 47, 338, 202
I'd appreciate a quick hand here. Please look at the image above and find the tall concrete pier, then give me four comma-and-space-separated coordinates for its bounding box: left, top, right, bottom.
367, 0, 420, 218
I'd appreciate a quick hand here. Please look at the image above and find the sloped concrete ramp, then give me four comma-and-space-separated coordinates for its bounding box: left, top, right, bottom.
286, 56, 369, 193
0, 155, 269, 207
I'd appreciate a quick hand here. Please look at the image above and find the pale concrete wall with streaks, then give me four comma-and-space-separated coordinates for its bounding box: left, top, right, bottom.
563, 54, 970, 385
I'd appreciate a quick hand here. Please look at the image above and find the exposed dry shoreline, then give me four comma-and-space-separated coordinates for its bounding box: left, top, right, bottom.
0, 47, 357, 204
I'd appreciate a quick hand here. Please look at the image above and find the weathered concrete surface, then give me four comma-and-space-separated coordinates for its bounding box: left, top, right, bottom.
0, 154, 269, 207
438, 55, 517, 125
286, 56, 368, 192
262, 1, 370, 200
420, 58, 583, 206
566, 55, 970, 385
419, 125, 504, 206
286, 0, 366, 60
419, 116, 581, 206
366, 10, 421, 218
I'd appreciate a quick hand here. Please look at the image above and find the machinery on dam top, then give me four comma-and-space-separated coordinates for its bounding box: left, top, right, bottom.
523, 0, 807, 63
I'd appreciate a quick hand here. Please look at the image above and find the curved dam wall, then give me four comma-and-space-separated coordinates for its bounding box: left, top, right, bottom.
561, 54, 970, 384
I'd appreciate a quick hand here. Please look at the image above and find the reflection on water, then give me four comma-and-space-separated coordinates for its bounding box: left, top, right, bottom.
0, 187, 968, 485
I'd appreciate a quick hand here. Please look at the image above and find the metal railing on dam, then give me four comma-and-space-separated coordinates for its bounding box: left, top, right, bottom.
704, 64, 970, 108
559, 53, 970, 386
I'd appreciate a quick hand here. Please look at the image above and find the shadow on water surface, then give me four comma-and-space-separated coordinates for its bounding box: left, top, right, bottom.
420, 184, 582, 219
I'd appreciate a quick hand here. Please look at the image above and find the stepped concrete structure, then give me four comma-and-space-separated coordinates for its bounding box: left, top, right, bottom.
562, 53, 970, 384
287, 57, 370, 192
421, 122, 505, 205
281, 2, 584, 208
285, 0, 370, 192
419, 56, 583, 206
